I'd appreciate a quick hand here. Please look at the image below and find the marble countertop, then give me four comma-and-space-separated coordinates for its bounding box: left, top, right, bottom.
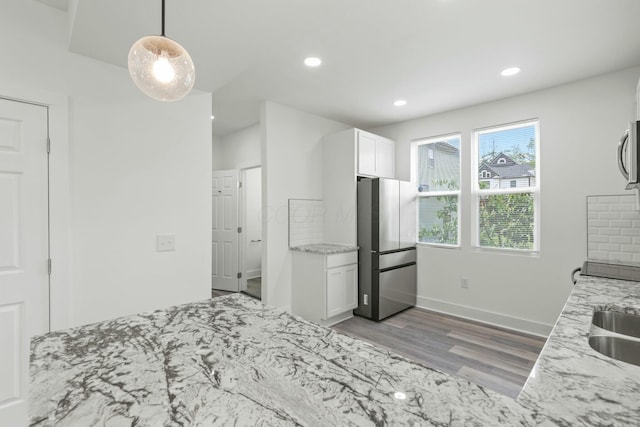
29, 275, 640, 426
518, 274, 640, 425
290, 243, 358, 254
30, 294, 538, 426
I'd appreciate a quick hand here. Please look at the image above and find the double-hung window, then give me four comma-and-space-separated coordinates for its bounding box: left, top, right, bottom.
416, 134, 461, 246
473, 121, 539, 251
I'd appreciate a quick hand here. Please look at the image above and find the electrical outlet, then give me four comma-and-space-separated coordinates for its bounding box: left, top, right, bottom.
156, 234, 176, 252
461, 277, 469, 289
363, 294, 369, 305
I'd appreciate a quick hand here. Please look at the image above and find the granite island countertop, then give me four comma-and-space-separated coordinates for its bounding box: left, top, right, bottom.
28, 275, 640, 426
290, 242, 358, 254
29, 294, 538, 426
517, 274, 640, 425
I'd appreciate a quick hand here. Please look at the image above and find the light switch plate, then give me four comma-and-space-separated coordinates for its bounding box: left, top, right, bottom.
156, 234, 176, 252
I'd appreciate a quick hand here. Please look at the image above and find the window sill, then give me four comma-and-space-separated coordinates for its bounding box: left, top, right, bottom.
417, 242, 461, 250
471, 246, 540, 257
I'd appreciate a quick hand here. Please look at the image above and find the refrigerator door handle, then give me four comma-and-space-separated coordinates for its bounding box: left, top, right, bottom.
379, 262, 416, 273
619, 130, 629, 180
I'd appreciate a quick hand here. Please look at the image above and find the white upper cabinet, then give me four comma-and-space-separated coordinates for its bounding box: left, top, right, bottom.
322, 128, 396, 245
356, 131, 377, 176
374, 136, 395, 178
356, 130, 395, 179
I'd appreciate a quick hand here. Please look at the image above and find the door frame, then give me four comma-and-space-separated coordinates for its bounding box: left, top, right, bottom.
238, 164, 262, 295
0, 83, 71, 331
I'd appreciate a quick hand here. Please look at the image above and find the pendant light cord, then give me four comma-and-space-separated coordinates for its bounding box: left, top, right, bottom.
161, 0, 166, 37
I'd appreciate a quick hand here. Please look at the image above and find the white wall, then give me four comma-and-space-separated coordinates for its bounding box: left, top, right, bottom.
371, 67, 640, 335
212, 134, 224, 171
261, 102, 349, 309
0, 0, 212, 327
212, 124, 260, 170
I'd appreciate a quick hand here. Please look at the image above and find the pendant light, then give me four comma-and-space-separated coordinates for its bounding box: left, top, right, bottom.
128, 0, 195, 101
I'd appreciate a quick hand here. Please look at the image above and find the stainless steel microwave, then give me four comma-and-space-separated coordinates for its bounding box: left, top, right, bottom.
618, 120, 640, 190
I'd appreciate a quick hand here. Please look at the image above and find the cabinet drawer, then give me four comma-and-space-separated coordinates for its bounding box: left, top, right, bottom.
327, 251, 357, 268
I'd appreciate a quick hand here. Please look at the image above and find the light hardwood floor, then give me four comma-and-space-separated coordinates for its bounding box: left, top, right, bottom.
212, 278, 261, 300
211, 289, 234, 298
332, 307, 547, 398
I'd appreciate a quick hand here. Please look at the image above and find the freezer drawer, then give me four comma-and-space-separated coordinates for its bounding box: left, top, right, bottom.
378, 263, 417, 320
379, 248, 416, 269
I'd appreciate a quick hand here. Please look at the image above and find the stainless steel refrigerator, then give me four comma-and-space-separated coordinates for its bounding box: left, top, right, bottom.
355, 177, 417, 321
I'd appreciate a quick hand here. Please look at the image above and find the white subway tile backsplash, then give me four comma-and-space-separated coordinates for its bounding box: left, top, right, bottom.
612, 203, 634, 211
589, 220, 610, 227
588, 235, 610, 243
599, 228, 621, 236
599, 212, 622, 219
611, 236, 633, 244
589, 250, 610, 260
611, 220, 633, 228
612, 253, 634, 262
599, 243, 621, 251
288, 199, 324, 247
587, 194, 640, 266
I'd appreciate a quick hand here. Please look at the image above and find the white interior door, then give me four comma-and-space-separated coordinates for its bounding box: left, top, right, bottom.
212, 170, 239, 292
0, 98, 49, 427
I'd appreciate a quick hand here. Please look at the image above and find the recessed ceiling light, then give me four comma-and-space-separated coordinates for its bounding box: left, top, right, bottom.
211, 115, 215, 120
501, 67, 521, 77
304, 57, 322, 67
393, 99, 407, 107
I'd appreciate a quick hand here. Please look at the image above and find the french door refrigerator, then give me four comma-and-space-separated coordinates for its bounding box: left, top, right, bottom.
355, 177, 417, 321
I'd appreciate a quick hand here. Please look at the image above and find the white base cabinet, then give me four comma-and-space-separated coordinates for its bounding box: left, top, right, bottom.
292, 251, 358, 326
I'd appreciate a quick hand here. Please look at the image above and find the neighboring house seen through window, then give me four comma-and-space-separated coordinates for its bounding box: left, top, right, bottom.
474, 120, 539, 251
416, 135, 461, 246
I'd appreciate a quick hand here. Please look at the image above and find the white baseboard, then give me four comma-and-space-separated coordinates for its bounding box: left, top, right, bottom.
318, 311, 353, 327
416, 296, 552, 337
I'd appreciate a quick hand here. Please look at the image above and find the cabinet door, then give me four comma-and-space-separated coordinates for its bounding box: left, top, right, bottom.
376, 137, 395, 178
357, 131, 377, 176
325, 265, 358, 319
342, 264, 358, 310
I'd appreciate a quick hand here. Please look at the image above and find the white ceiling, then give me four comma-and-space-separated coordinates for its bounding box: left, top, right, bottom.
41, 0, 640, 135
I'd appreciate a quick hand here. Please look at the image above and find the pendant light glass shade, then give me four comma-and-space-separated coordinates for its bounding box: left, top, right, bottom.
128, 35, 195, 101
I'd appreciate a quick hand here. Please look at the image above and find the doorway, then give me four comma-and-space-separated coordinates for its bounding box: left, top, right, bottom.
0, 97, 49, 425
239, 166, 262, 299
211, 169, 240, 292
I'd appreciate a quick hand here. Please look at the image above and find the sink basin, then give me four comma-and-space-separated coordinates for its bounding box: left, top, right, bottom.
588, 335, 640, 367
591, 310, 640, 338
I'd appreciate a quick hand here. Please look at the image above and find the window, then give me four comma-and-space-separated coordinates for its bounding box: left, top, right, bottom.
416, 134, 461, 245
473, 121, 539, 251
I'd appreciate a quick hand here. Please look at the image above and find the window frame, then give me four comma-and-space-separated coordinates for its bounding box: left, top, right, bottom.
414, 133, 462, 248
471, 120, 540, 253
